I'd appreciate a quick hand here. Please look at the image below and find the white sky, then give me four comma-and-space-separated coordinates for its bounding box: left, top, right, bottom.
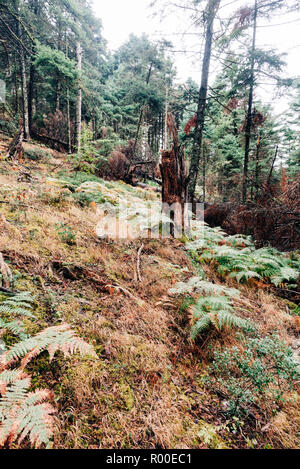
92, 0, 300, 114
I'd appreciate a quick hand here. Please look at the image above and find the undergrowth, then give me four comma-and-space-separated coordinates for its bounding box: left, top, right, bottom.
186, 225, 300, 289
206, 334, 299, 419
0, 292, 97, 448
170, 221, 300, 438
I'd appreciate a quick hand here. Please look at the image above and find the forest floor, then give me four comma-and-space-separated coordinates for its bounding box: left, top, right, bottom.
0, 134, 299, 449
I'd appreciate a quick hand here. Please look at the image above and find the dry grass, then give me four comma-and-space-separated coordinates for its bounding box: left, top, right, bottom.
0, 134, 299, 449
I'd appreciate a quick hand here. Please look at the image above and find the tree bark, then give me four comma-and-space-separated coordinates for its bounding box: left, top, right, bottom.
267, 145, 279, 185
28, 60, 35, 132
56, 79, 61, 112
188, 0, 221, 209
75, 41, 82, 151
66, 87, 72, 153
242, 0, 258, 203
164, 86, 169, 149
202, 142, 206, 203
14, 52, 19, 114
255, 135, 260, 201
6, 128, 24, 161
133, 62, 153, 156
28, 0, 38, 134
18, 16, 30, 141
160, 113, 189, 236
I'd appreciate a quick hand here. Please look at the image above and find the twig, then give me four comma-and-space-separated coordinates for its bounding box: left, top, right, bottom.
0, 200, 36, 209
0, 286, 17, 295
105, 283, 145, 306
137, 243, 144, 283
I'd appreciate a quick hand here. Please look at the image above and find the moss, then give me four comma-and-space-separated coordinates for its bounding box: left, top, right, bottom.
119, 381, 135, 411
283, 300, 299, 315
195, 421, 229, 449
24, 147, 52, 161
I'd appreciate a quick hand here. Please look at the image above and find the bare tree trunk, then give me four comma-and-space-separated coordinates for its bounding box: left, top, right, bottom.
160, 114, 189, 236
19, 21, 30, 140
28, 61, 35, 132
65, 32, 72, 153
133, 62, 153, 156
14, 53, 19, 114
255, 135, 260, 201
267, 145, 279, 185
75, 41, 82, 151
242, 0, 258, 203
188, 0, 221, 209
164, 86, 169, 149
56, 79, 61, 112
202, 143, 206, 203
28, 0, 38, 134
67, 87, 72, 153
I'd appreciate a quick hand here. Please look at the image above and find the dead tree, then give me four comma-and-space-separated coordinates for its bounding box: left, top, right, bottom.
6, 128, 24, 161
160, 113, 189, 236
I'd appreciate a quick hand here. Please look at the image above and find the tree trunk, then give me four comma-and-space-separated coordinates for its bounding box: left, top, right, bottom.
14, 53, 19, 114
242, 0, 258, 203
202, 143, 206, 203
267, 145, 279, 185
6, 128, 24, 161
56, 79, 61, 112
164, 86, 169, 149
133, 62, 153, 156
28, 0, 38, 134
18, 19, 30, 141
67, 87, 72, 153
255, 135, 260, 201
65, 32, 72, 153
75, 41, 82, 151
160, 114, 189, 236
188, 0, 221, 209
28, 61, 35, 132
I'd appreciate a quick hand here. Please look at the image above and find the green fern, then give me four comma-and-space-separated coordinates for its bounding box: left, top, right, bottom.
0, 318, 27, 340
211, 311, 251, 332
0, 323, 98, 370
170, 279, 240, 298
191, 280, 240, 298
191, 311, 251, 339
0, 292, 35, 319
0, 292, 98, 448
186, 225, 300, 289
0, 370, 55, 448
190, 316, 212, 339
169, 276, 205, 295
190, 294, 253, 339
229, 270, 261, 283
192, 295, 233, 316
271, 266, 300, 286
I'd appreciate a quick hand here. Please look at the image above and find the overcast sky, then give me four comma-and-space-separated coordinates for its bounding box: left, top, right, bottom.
92, 0, 300, 114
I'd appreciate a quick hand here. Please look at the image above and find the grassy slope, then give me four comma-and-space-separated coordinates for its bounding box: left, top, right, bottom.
0, 135, 299, 449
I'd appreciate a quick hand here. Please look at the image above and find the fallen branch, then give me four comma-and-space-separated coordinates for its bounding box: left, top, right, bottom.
105, 284, 145, 307
0, 286, 17, 295
137, 243, 144, 283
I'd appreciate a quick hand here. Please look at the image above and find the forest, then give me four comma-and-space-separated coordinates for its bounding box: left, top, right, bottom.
0, 0, 299, 452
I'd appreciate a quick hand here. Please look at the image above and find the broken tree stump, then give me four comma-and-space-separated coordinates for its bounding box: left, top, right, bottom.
6, 128, 24, 162
160, 113, 189, 236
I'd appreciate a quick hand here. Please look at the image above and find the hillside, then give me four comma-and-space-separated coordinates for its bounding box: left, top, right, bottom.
0, 135, 299, 449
